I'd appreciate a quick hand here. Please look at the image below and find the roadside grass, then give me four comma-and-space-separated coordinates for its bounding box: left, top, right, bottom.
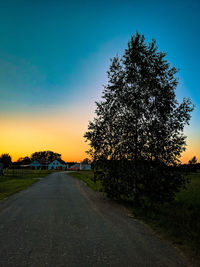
0, 178, 37, 200
3, 169, 52, 178
0, 169, 52, 200
69, 170, 102, 192
70, 169, 200, 265
130, 171, 200, 266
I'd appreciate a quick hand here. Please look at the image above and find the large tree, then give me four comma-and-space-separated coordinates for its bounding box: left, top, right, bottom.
84, 33, 194, 204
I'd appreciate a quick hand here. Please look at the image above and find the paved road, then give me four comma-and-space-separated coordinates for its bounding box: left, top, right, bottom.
0, 172, 188, 267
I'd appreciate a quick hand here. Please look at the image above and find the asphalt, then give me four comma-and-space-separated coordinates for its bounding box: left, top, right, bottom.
0, 172, 189, 267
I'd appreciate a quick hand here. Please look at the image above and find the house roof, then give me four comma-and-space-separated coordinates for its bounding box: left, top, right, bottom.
70, 163, 80, 168
30, 159, 67, 166
50, 159, 66, 165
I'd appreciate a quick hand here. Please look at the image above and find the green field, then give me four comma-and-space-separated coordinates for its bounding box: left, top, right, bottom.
0, 169, 52, 200
70, 170, 200, 265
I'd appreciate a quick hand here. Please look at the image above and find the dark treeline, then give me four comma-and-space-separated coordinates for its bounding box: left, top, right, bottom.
178, 163, 200, 173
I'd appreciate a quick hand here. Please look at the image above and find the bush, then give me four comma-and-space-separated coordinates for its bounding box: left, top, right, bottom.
94, 159, 187, 205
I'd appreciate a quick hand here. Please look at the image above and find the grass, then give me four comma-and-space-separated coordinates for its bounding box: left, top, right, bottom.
69, 170, 102, 192
3, 169, 52, 178
70, 169, 200, 266
129, 171, 200, 266
125, 172, 200, 266
0, 169, 52, 200
0, 178, 37, 200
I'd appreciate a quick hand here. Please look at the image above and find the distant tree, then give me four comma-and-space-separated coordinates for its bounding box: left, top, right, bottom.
85, 32, 194, 205
31, 151, 61, 162
17, 156, 31, 165
82, 158, 91, 164
188, 156, 197, 165
0, 153, 12, 169
188, 156, 198, 172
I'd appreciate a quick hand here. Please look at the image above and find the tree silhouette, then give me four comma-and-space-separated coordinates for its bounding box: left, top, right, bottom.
17, 156, 31, 165
188, 156, 197, 165
82, 158, 91, 164
188, 156, 198, 172
31, 151, 61, 162
0, 153, 12, 169
85, 33, 194, 204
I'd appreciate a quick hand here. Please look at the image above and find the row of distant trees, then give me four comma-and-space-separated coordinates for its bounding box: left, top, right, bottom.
0, 151, 91, 170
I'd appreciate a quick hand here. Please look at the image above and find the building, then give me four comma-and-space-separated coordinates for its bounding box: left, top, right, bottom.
48, 160, 68, 170
69, 163, 91, 171
30, 160, 41, 170
80, 163, 91, 170
30, 160, 68, 170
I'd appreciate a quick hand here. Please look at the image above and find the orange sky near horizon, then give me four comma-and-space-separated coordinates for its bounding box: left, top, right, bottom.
1, 109, 199, 164
0, 0, 200, 165
0, 108, 93, 163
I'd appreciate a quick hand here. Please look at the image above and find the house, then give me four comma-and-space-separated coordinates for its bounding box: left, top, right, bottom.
30, 159, 68, 171
69, 163, 91, 171
69, 163, 80, 171
80, 163, 91, 170
48, 160, 68, 170
30, 160, 41, 170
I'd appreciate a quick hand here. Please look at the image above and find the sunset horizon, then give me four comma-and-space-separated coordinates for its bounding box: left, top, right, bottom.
0, 0, 199, 164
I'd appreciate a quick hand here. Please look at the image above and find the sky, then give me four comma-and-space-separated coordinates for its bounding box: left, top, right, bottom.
0, 0, 199, 163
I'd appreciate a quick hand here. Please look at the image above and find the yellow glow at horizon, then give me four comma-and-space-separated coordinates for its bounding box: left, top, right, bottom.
180, 131, 200, 164
0, 110, 91, 162
0, 111, 199, 163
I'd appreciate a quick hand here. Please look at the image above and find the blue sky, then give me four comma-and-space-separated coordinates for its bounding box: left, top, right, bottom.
0, 0, 199, 161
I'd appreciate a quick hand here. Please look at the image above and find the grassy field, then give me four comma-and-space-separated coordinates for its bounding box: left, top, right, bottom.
0, 169, 52, 200
70, 170, 200, 266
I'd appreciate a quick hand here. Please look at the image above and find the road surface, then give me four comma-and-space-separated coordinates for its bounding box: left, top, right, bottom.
0, 172, 188, 267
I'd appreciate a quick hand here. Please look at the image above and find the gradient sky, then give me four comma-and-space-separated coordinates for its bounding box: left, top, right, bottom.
0, 0, 199, 163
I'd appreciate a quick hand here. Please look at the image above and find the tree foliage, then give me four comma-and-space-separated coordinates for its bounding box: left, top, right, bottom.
188, 156, 198, 172
84, 33, 194, 205
82, 158, 91, 164
31, 151, 61, 162
17, 156, 31, 165
0, 153, 12, 169
188, 156, 197, 165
